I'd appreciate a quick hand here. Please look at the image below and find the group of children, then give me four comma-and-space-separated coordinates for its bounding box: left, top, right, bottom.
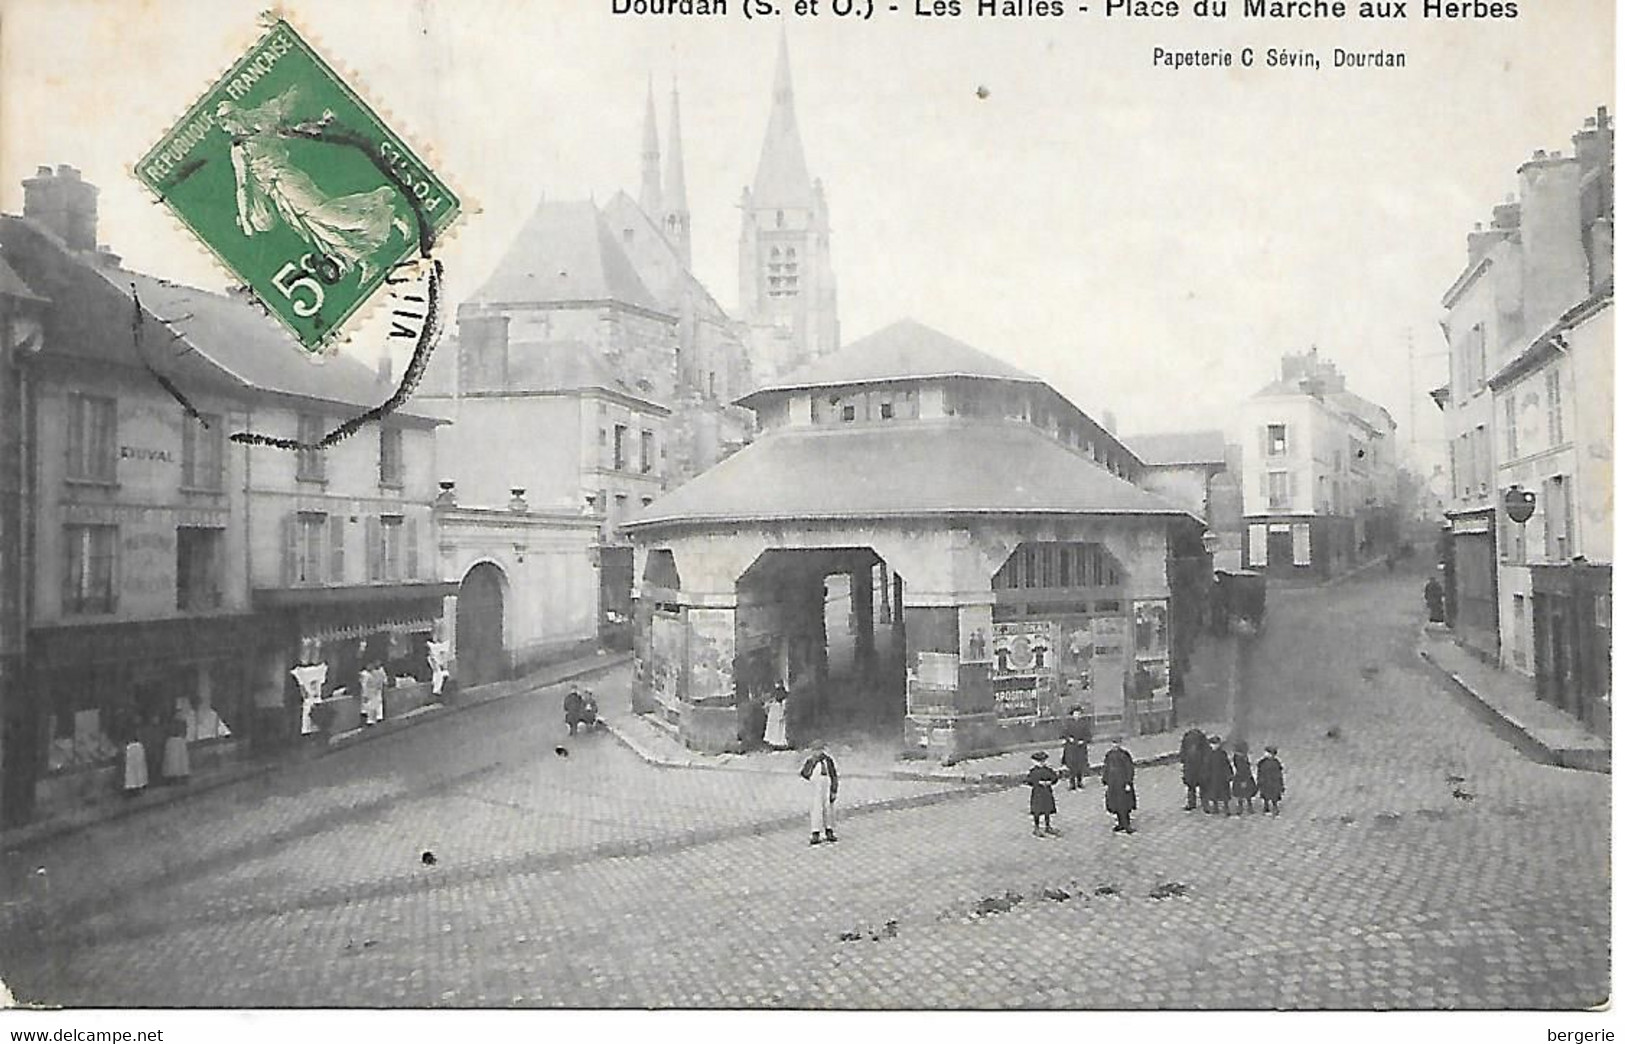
1024, 720, 1287, 836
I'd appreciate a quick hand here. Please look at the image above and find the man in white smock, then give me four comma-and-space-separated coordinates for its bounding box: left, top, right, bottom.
800, 741, 839, 846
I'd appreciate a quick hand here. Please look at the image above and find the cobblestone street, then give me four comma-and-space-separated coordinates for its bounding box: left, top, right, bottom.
0, 570, 1608, 1009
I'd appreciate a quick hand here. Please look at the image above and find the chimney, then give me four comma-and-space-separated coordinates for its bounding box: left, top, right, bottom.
23, 164, 99, 252
1491, 197, 1522, 231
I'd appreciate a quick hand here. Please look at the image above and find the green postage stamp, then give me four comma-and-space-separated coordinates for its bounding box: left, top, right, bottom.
137, 17, 461, 351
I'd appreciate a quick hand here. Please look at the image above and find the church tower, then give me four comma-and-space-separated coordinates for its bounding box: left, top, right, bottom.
663, 83, 693, 269
738, 32, 840, 383
639, 77, 663, 222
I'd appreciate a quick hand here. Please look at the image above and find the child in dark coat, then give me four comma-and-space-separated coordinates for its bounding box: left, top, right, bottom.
1025, 751, 1059, 837
1256, 745, 1285, 815
1203, 736, 1234, 816
1231, 741, 1257, 814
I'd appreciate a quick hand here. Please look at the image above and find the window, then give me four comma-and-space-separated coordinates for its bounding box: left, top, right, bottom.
287, 512, 325, 585
296, 414, 326, 482
62, 524, 116, 614
176, 527, 224, 611
329, 515, 346, 582
1546, 370, 1564, 444
879, 401, 894, 420
1471, 324, 1487, 392
368, 516, 408, 582
1266, 424, 1288, 457
379, 427, 404, 487
1267, 471, 1291, 510
1503, 395, 1519, 459
66, 394, 117, 482
613, 425, 628, 471
1291, 523, 1312, 566
182, 414, 225, 490
1543, 475, 1573, 561
641, 430, 655, 474
708, 371, 717, 398
641, 496, 653, 507
841, 404, 856, 422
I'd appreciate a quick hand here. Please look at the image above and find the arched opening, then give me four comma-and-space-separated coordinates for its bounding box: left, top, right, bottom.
456, 562, 507, 687
735, 548, 906, 745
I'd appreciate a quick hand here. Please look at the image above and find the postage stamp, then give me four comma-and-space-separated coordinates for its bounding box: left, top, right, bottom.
136, 17, 461, 352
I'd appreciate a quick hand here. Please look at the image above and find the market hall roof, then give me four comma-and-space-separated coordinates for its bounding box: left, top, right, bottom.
625, 420, 1195, 530
468, 198, 669, 316
736, 319, 1044, 407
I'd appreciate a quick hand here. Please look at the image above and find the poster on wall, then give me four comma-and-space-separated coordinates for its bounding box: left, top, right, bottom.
686, 608, 735, 706
1133, 601, 1169, 659
958, 605, 993, 664
649, 612, 683, 710
991, 621, 1054, 679
1055, 620, 1095, 715
1090, 617, 1128, 723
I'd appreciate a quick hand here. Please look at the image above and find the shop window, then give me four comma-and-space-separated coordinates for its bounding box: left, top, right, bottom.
296, 413, 326, 482
379, 427, 404, 487
176, 527, 224, 611
62, 523, 116, 614
182, 413, 225, 490
66, 393, 117, 483
1291, 523, 1312, 566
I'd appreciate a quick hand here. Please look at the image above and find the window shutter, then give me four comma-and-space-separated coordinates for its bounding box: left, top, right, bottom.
281, 514, 297, 587
406, 517, 420, 579
1258, 426, 1268, 459
1259, 473, 1267, 498
66, 398, 84, 477
329, 515, 345, 583
1288, 471, 1299, 501
366, 516, 383, 582
181, 416, 196, 486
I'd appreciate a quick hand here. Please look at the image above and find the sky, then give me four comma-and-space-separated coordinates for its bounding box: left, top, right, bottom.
0, 0, 1613, 470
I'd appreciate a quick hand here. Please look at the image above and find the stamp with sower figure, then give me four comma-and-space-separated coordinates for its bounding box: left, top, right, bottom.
136, 17, 461, 352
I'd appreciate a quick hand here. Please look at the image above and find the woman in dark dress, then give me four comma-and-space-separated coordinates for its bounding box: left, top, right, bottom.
1230, 740, 1257, 814
1203, 735, 1234, 815
1102, 737, 1136, 833
1060, 707, 1091, 790
1179, 726, 1208, 811
1025, 751, 1059, 837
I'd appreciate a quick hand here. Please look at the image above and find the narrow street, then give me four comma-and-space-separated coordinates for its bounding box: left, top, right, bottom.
0, 568, 1608, 1008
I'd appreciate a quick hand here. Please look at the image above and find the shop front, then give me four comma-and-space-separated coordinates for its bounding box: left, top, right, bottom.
1446, 510, 1499, 661
253, 582, 455, 745
1530, 562, 1612, 734
25, 613, 259, 817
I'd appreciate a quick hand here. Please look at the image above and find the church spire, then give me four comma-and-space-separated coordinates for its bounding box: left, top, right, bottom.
751, 29, 814, 210
639, 75, 663, 220
663, 79, 692, 268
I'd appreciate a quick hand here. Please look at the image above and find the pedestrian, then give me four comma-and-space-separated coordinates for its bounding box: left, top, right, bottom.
1025, 751, 1060, 837
1424, 573, 1446, 623
360, 661, 386, 726
1101, 736, 1136, 833
1179, 726, 1208, 810
1230, 740, 1257, 814
563, 686, 585, 736
1203, 734, 1234, 815
764, 683, 789, 750
1256, 745, 1285, 815
1060, 707, 1091, 790
161, 705, 191, 784
120, 711, 148, 797
801, 740, 839, 845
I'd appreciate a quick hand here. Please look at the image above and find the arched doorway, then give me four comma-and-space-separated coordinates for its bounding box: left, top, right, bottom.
457, 563, 507, 687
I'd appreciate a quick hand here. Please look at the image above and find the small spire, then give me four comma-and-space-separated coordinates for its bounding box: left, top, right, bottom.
639, 74, 663, 220
751, 27, 814, 210
664, 78, 692, 268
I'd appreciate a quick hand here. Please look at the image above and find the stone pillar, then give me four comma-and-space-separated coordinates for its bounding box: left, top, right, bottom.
852, 565, 876, 669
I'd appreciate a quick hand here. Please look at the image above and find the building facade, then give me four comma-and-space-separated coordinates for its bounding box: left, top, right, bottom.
1, 167, 450, 827
1240, 350, 1399, 580
1439, 107, 1612, 681
625, 320, 1195, 760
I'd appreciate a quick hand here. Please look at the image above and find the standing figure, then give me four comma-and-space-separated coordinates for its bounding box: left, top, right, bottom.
360, 662, 387, 727
161, 707, 191, 784
1203, 735, 1234, 815
1256, 745, 1286, 815
563, 686, 586, 736
1102, 737, 1136, 834
764, 684, 790, 750
1230, 741, 1257, 814
801, 741, 839, 845
1423, 573, 1446, 623
1060, 707, 1091, 790
121, 712, 148, 797
1179, 726, 1208, 810
1026, 751, 1060, 837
